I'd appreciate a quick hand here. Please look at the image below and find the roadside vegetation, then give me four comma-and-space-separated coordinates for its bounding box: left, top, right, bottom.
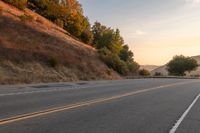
167, 55, 198, 76
92, 22, 140, 75
139, 69, 150, 76
2, 0, 140, 76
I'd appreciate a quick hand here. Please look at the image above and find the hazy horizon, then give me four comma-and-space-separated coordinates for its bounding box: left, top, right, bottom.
78, 0, 200, 65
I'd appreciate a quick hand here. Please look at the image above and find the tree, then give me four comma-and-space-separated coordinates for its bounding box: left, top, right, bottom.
28, 0, 69, 21
119, 45, 134, 62
92, 22, 106, 46
64, 13, 92, 41
79, 28, 94, 44
27, 0, 92, 43
92, 22, 123, 54
167, 55, 198, 76
93, 22, 139, 75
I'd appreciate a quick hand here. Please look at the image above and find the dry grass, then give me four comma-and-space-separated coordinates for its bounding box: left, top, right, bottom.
0, 1, 120, 84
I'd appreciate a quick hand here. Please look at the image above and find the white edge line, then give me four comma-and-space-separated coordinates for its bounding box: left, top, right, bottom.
169, 93, 200, 133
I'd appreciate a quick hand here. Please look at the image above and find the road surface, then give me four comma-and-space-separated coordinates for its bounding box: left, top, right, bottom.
0, 79, 200, 133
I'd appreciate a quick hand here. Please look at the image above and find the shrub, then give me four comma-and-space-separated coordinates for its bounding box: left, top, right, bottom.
99, 48, 128, 75
19, 14, 33, 22
3, 0, 27, 10
127, 62, 140, 74
48, 56, 59, 67
139, 69, 150, 76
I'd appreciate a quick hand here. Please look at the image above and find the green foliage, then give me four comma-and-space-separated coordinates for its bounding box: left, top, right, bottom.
27, 0, 92, 43
92, 22, 106, 46
28, 0, 69, 21
127, 61, 140, 74
92, 22, 123, 54
99, 48, 128, 75
99, 48, 139, 75
93, 22, 139, 75
119, 45, 134, 62
64, 14, 91, 39
48, 56, 59, 67
3, 0, 27, 10
167, 55, 198, 76
79, 28, 94, 44
19, 14, 33, 22
139, 69, 150, 76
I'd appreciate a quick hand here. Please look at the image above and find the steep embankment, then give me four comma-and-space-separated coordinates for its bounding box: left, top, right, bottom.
0, 1, 120, 84
151, 55, 200, 76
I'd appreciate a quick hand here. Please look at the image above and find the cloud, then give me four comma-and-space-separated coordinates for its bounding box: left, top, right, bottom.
135, 30, 146, 35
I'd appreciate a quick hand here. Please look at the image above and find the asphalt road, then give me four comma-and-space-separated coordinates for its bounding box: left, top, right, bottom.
0, 79, 200, 133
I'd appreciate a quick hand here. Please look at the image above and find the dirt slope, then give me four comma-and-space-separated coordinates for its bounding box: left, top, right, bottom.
0, 1, 120, 84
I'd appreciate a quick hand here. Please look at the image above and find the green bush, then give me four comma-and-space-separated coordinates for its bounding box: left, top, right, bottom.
48, 56, 59, 67
99, 48, 128, 75
127, 62, 140, 74
19, 14, 33, 22
139, 69, 150, 76
167, 55, 198, 76
3, 0, 27, 10
98, 47, 140, 75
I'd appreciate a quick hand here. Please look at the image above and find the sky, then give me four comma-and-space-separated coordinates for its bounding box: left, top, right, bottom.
78, 0, 200, 65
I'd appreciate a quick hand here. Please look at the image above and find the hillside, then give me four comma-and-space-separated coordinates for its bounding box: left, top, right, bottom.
0, 1, 120, 84
151, 55, 200, 76
140, 65, 159, 72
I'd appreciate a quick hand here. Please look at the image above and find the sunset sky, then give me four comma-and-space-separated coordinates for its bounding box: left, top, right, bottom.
78, 0, 200, 65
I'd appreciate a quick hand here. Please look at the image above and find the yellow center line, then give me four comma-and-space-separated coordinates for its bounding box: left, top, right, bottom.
0, 81, 198, 125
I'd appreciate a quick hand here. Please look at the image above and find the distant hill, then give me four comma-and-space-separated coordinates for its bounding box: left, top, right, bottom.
151, 55, 200, 76
140, 65, 159, 72
0, 1, 120, 84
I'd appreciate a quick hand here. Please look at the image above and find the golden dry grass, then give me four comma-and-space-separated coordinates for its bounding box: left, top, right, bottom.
0, 1, 120, 84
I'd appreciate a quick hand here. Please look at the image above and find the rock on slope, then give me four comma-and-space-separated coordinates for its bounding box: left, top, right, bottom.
0, 1, 120, 84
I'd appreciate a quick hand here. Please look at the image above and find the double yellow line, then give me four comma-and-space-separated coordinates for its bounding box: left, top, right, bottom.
0, 81, 198, 125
